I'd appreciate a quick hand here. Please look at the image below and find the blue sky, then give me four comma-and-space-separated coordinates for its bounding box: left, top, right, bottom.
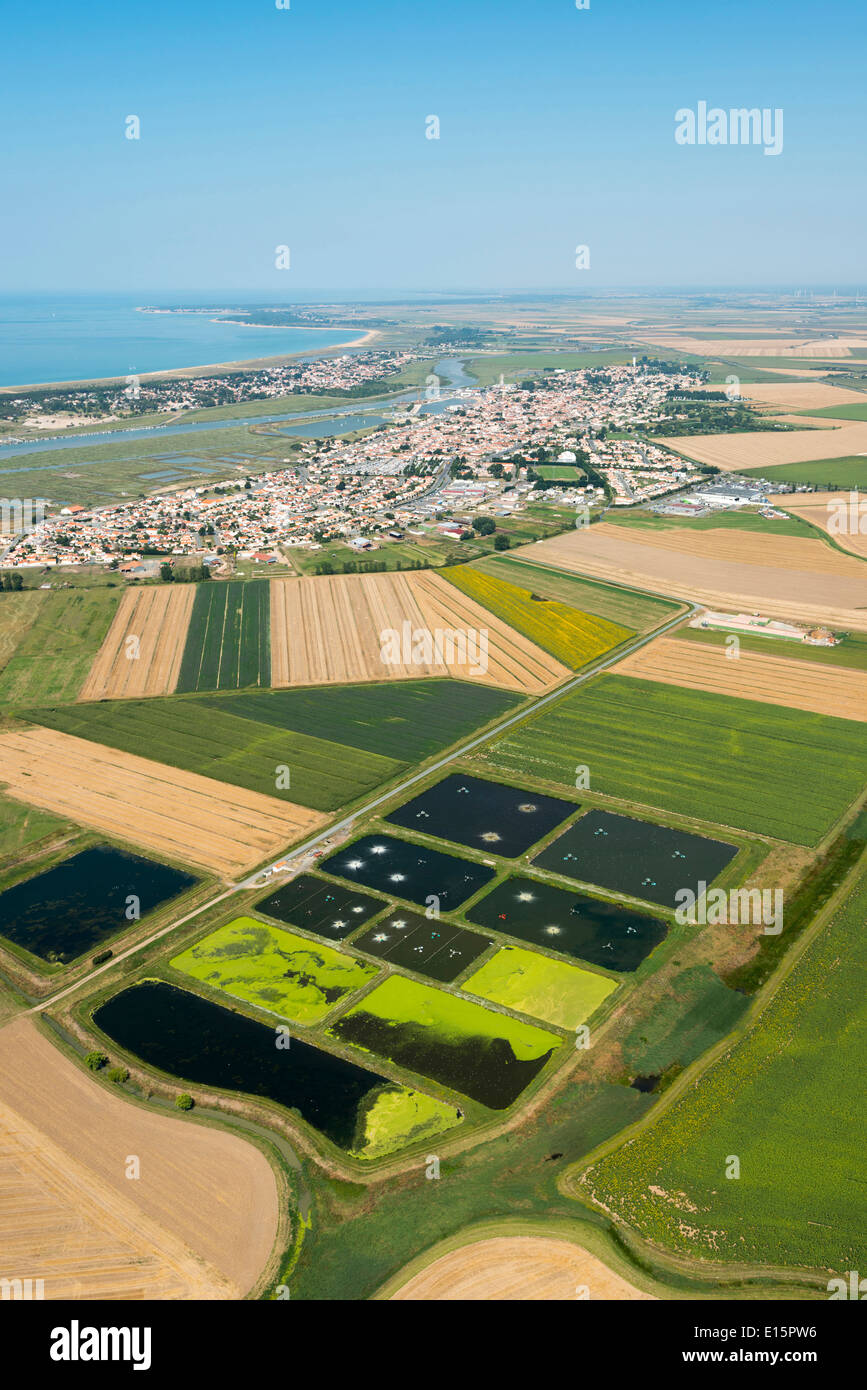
1, 0, 863, 292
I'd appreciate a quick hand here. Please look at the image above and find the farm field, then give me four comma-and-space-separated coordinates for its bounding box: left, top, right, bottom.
678, 624, 867, 670
663, 419, 867, 471
443, 564, 631, 669
270, 571, 570, 694
522, 523, 867, 630
477, 674, 867, 845
579, 861, 867, 1273
0, 590, 47, 672
602, 507, 815, 540
79, 584, 195, 700
328, 973, 562, 1110
614, 635, 867, 721
743, 457, 867, 489
795, 401, 867, 420
0, 726, 325, 876
0, 793, 71, 861
469, 553, 680, 631
176, 580, 270, 692
389, 1234, 653, 1301
200, 680, 519, 761
171, 917, 379, 1025
0, 587, 119, 707
26, 696, 403, 812
0, 1016, 278, 1298
738, 381, 867, 411
463, 946, 616, 1030
770, 490, 867, 561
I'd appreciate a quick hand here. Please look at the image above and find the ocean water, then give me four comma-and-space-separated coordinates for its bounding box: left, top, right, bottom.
0, 293, 353, 388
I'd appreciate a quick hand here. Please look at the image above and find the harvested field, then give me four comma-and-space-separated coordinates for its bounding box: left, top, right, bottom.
772, 491, 867, 561
524, 525, 867, 631
79, 585, 195, 701
739, 381, 867, 411
0, 727, 324, 877
270, 571, 568, 694
614, 636, 867, 721
664, 420, 867, 471
0, 591, 47, 674
0, 1017, 278, 1299
390, 1235, 653, 1301
641, 335, 867, 358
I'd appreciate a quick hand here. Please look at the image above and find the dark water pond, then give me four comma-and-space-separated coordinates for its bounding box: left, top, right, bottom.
387, 774, 575, 859
465, 874, 666, 972
352, 910, 491, 983
256, 873, 386, 940
93, 981, 393, 1151
533, 809, 737, 909
0, 846, 197, 963
320, 834, 495, 911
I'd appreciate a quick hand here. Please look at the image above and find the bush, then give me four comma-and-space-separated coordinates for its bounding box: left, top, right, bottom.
175, 1093, 194, 1111
85, 1051, 108, 1072
493, 534, 511, 551
107, 1066, 129, 1085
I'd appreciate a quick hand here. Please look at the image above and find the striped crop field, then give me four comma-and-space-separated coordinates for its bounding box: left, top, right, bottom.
176, 581, 270, 693
443, 565, 632, 669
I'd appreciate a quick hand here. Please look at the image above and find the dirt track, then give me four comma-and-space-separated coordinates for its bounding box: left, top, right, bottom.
0, 727, 325, 877
0, 1017, 279, 1299
523, 525, 867, 631
80, 586, 194, 700
615, 636, 867, 720
390, 1235, 653, 1301
270, 571, 568, 694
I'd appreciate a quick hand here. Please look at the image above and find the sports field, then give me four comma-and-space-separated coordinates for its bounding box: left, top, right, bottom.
0, 726, 324, 876
26, 697, 403, 812
80, 585, 195, 700
463, 946, 617, 1030
580, 862, 867, 1272
614, 635, 867, 721
171, 917, 379, 1025
443, 565, 631, 669
176, 581, 270, 692
478, 673, 867, 845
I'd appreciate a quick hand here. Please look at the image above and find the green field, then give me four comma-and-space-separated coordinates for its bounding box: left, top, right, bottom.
0, 794, 72, 861
0, 591, 49, 671
796, 403, 867, 421
467, 554, 679, 631
443, 565, 632, 669
25, 697, 403, 811
536, 465, 583, 481
478, 674, 867, 845
603, 507, 817, 540
0, 588, 119, 707
679, 625, 867, 670
198, 680, 519, 760
463, 946, 617, 1030
462, 351, 637, 387
171, 917, 379, 1025
742, 456, 867, 489
176, 581, 270, 692
581, 860, 867, 1272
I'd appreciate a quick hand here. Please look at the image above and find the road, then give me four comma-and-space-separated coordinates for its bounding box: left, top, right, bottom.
29, 589, 696, 1016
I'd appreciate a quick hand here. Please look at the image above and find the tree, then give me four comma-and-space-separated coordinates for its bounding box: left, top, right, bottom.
175, 1093, 194, 1111
85, 1051, 108, 1072
472, 516, 496, 536
493, 533, 511, 551
160, 562, 173, 583
489, 462, 505, 478
107, 1066, 130, 1085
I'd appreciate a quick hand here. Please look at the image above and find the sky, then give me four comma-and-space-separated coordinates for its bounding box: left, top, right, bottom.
1, 0, 864, 293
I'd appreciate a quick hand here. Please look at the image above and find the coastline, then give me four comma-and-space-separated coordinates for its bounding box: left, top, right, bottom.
0, 328, 382, 395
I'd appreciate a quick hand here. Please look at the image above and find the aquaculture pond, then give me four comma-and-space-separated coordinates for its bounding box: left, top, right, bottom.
93, 981, 458, 1155
320, 835, 496, 911
170, 917, 379, 1025
329, 975, 561, 1110
352, 910, 491, 983
386, 773, 576, 859
465, 875, 667, 972
533, 809, 738, 909
256, 873, 386, 940
0, 846, 197, 963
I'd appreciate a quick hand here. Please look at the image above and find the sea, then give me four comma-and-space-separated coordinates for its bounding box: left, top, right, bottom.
0, 293, 354, 389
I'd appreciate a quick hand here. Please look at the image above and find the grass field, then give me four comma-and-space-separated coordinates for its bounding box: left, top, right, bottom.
603, 508, 817, 540
461, 351, 639, 386
0, 588, 119, 707
443, 565, 631, 669
198, 680, 519, 761
679, 625, 867, 670
796, 402, 867, 421
477, 673, 867, 845
741, 456, 867, 489
0, 794, 71, 861
176, 581, 270, 692
536, 465, 583, 480
469, 554, 679, 632
581, 859, 867, 1273
171, 917, 379, 1025
0, 591, 48, 673
25, 697, 403, 812
463, 946, 617, 1030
